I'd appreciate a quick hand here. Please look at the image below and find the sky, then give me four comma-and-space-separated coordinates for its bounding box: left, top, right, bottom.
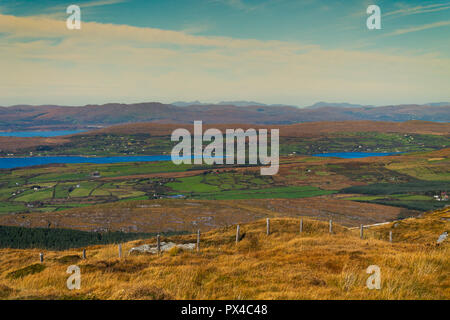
0, 0, 449, 107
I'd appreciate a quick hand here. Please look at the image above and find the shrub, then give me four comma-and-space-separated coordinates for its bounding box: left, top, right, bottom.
7, 264, 46, 279
0, 284, 13, 298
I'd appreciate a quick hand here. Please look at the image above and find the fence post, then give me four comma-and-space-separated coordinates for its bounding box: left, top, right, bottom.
266, 218, 270, 236
329, 220, 333, 234
118, 244, 122, 259
389, 231, 393, 243
39, 253, 44, 263
157, 234, 161, 254
236, 225, 240, 244
82, 249, 86, 260
360, 224, 364, 239
197, 230, 200, 252
300, 218, 303, 234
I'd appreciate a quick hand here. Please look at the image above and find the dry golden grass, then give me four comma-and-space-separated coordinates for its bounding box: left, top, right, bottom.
368, 207, 450, 244
0, 210, 448, 300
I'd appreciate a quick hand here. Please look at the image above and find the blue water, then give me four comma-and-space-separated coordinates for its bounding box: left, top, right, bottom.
0, 155, 173, 169
312, 152, 400, 159
0, 152, 400, 169
0, 130, 86, 137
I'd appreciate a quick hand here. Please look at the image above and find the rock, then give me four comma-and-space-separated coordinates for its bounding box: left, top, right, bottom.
437, 232, 448, 244
129, 242, 196, 255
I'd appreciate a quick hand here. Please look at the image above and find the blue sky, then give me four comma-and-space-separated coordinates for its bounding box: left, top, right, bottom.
0, 0, 449, 106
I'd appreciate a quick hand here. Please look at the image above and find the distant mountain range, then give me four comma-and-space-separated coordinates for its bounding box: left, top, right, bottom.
0, 102, 449, 130
425, 102, 450, 107
172, 100, 450, 109
304, 102, 374, 109
171, 100, 297, 107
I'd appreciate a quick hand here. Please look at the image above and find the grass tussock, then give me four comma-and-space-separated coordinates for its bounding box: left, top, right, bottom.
6, 264, 46, 280
0, 210, 448, 300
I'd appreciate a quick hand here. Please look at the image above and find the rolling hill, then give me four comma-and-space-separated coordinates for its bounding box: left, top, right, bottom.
1, 120, 448, 154
0, 103, 449, 131
0, 208, 447, 299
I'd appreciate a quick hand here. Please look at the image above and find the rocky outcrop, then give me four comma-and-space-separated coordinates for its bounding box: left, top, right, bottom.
129, 242, 196, 255
437, 231, 448, 244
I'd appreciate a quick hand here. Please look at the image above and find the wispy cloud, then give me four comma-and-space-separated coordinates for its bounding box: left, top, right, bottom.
385, 2, 450, 17
80, 0, 128, 8
384, 20, 450, 36
210, 0, 265, 11
20, 0, 128, 20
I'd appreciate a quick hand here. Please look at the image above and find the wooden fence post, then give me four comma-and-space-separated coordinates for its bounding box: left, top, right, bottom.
118, 244, 122, 258
360, 224, 364, 239
300, 218, 303, 234
389, 231, 393, 243
266, 218, 270, 236
39, 253, 44, 263
236, 225, 240, 244
329, 220, 333, 234
157, 234, 161, 254
82, 249, 86, 260
197, 230, 200, 252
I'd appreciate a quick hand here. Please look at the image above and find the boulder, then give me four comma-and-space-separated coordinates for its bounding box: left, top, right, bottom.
129, 242, 196, 254
437, 231, 448, 245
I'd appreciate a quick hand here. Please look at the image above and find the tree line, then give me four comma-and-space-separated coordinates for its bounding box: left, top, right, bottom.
0, 225, 187, 250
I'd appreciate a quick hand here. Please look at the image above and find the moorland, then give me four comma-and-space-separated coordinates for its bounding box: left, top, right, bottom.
0, 207, 448, 299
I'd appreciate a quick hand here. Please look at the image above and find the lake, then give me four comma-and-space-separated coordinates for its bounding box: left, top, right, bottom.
0, 155, 173, 169
0, 152, 400, 169
312, 152, 400, 159
0, 130, 86, 137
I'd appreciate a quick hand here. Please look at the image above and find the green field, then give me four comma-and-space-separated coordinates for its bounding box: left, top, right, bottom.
167, 175, 222, 193
344, 194, 433, 201
342, 181, 450, 195
166, 172, 335, 200
69, 182, 99, 197
14, 188, 53, 202
0, 202, 27, 214
342, 180, 449, 211
166, 172, 271, 194
192, 185, 336, 200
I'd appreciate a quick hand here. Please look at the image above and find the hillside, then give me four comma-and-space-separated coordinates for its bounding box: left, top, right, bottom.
0, 103, 449, 131
0, 208, 448, 300
1, 120, 449, 154
73, 120, 450, 136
